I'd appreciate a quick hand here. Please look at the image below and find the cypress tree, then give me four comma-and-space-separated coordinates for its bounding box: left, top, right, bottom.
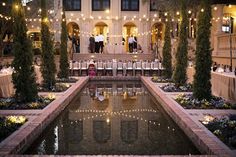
162, 16, 172, 79
11, 0, 38, 102
58, 11, 69, 79
41, 0, 56, 90
193, 0, 212, 100
172, 0, 188, 86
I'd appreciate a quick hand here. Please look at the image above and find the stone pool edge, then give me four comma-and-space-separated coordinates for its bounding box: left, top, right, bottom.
0, 77, 89, 155
141, 76, 234, 157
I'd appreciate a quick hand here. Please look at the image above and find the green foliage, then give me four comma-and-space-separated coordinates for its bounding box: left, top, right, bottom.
58, 11, 69, 79
162, 16, 172, 79
172, 0, 188, 86
11, 0, 38, 102
0, 116, 26, 142
193, 0, 212, 101
40, 0, 56, 90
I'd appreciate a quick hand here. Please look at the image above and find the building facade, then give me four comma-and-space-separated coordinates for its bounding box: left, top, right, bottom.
25, 0, 236, 66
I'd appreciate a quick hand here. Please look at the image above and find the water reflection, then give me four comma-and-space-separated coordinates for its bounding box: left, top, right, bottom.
25, 81, 200, 155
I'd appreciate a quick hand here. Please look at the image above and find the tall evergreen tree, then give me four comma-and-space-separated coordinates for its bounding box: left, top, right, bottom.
162, 16, 172, 79
11, 0, 38, 102
58, 10, 69, 79
193, 0, 212, 100
41, 0, 56, 90
172, 0, 188, 86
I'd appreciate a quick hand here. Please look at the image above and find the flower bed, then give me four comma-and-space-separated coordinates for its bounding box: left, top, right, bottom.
0, 116, 27, 142
201, 115, 236, 149
38, 83, 71, 92
56, 77, 78, 83
160, 83, 192, 92
151, 76, 172, 83
0, 96, 54, 110
175, 93, 236, 109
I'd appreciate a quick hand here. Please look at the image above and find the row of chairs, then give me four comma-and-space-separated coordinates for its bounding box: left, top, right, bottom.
69, 60, 164, 76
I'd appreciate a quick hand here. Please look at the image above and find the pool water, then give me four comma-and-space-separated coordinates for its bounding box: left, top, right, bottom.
25, 81, 200, 155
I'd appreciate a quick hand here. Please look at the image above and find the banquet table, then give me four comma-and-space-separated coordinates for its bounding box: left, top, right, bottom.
187, 67, 236, 102
211, 72, 236, 102
0, 73, 14, 98
0, 66, 42, 98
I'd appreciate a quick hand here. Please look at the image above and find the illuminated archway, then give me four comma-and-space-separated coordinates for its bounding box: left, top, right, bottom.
151, 22, 164, 45
67, 22, 80, 38
123, 22, 137, 52
67, 22, 80, 56
93, 22, 109, 44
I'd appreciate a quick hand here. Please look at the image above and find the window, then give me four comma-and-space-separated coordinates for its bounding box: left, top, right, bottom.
63, 0, 81, 11
121, 0, 139, 11
150, 0, 158, 11
92, 0, 110, 11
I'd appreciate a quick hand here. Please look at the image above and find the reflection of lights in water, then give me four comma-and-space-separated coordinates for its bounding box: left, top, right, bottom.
61, 112, 175, 132
106, 118, 110, 124
54, 126, 59, 154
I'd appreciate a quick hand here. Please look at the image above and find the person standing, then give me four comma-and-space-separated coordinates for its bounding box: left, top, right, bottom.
89, 34, 95, 53
76, 37, 80, 53
95, 34, 99, 53
133, 36, 137, 52
72, 35, 77, 53
99, 33, 104, 53
128, 35, 134, 53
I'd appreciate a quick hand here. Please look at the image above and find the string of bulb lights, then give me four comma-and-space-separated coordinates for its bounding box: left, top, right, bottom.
0, 2, 233, 38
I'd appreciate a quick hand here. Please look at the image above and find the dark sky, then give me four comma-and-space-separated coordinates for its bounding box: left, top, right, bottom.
212, 0, 236, 4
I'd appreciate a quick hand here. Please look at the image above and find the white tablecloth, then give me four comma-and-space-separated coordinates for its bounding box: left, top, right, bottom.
187, 67, 236, 102
0, 74, 14, 98
0, 66, 43, 98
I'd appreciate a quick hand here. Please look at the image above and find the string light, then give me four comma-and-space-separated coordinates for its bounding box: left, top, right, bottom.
2, 2, 6, 6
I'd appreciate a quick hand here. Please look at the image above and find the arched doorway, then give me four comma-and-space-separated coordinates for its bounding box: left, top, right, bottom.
151, 22, 164, 45
93, 22, 109, 44
151, 23, 164, 59
67, 22, 80, 57
123, 22, 137, 53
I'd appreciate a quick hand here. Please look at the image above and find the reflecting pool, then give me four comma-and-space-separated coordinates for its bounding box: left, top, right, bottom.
25, 81, 200, 155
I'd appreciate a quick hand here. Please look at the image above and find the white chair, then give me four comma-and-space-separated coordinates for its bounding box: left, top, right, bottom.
144, 61, 151, 76
69, 60, 73, 75
117, 61, 123, 76
134, 61, 142, 76
80, 61, 87, 76
97, 61, 104, 76
126, 61, 133, 76
152, 61, 159, 76
72, 61, 80, 76
105, 61, 113, 76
